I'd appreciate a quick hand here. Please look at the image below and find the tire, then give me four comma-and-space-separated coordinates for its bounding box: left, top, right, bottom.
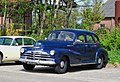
54, 57, 68, 74
23, 63, 35, 71
95, 55, 104, 69
0, 54, 3, 64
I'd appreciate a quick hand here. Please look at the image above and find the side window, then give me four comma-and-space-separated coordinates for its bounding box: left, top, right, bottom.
93, 35, 100, 43
12, 38, 22, 46
76, 34, 85, 43
86, 35, 94, 43
4, 38, 13, 45
48, 32, 57, 40
24, 38, 35, 45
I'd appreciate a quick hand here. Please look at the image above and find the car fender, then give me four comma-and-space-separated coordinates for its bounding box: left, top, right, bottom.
53, 49, 69, 64
95, 48, 108, 63
54, 48, 80, 65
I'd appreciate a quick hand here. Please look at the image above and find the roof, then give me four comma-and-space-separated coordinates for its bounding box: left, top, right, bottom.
100, 0, 115, 17
54, 29, 95, 35
0, 36, 35, 39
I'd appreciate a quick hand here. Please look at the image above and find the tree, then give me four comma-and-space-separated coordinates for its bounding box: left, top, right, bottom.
80, 0, 104, 30
15, 1, 33, 35
0, 0, 17, 35
52, 0, 61, 29
0, 0, 32, 35
40, 0, 48, 35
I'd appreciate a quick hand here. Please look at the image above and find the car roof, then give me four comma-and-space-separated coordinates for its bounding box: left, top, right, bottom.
0, 36, 35, 39
53, 29, 96, 35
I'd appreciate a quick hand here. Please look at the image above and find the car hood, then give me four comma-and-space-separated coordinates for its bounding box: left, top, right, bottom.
34, 40, 74, 49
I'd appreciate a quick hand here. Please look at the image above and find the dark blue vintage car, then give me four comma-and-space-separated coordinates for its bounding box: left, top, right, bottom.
19, 29, 108, 74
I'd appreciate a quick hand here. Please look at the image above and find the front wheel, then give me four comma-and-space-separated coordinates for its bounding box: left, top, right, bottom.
54, 57, 68, 74
95, 55, 104, 69
23, 63, 35, 71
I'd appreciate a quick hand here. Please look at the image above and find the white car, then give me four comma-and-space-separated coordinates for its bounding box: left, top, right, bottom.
0, 36, 35, 64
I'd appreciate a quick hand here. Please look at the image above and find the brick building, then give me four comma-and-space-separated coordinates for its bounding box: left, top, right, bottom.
94, 0, 120, 30
94, 0, 115, 30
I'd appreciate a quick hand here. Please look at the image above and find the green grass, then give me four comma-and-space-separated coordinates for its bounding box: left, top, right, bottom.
108, 50, 120, 64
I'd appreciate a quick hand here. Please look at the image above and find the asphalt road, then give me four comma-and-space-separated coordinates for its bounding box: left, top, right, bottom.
0, 63, 120, 82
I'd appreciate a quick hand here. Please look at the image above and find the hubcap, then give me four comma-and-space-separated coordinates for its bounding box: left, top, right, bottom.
98, 58, 102, 64
60, 61, 65, 68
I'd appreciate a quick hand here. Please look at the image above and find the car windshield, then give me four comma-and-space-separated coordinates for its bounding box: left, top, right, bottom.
0, 37, 13, 45
48, 31, 75, 41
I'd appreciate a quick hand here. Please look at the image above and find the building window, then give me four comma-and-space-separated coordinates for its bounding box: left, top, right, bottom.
99, 24, 105, 28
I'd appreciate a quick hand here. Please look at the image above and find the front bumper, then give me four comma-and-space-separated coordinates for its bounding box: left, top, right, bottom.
19, 58, 56, 65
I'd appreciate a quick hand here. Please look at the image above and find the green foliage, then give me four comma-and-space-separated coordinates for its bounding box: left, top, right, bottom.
108, 50, 120, 64
96, 28, 120, 51
95, 27, 120, 64
68, 9, 81, 28
80, 0, 104, 31
28, 33, 41, 41
28, 27, 53, 40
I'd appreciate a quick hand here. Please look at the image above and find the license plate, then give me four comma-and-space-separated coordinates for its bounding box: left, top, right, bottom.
27, 61, 36, 65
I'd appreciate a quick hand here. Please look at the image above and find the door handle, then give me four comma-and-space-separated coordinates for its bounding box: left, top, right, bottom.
94, 45, 97, 47
85, 45, 88, 47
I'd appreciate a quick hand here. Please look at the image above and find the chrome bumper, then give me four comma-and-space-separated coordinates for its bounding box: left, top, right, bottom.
19, 58, 56, 65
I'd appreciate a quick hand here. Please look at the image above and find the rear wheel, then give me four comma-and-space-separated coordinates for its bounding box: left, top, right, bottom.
23, 63, 35, 71
54, 57, 68, 74
95, 55, 104, 69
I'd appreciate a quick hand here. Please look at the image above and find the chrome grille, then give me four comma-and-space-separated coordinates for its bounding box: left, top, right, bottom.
23, 50, 50, 59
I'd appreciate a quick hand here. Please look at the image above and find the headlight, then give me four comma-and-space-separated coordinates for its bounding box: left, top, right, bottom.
50, 50, 55, 55
20, 48, 25, 53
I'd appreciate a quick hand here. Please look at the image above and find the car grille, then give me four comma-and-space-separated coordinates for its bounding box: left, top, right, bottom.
23, 51, 50, 60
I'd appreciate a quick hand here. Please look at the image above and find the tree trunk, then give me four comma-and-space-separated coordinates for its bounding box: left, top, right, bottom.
40, 0, 48, 35
52, 0, 56, 28
2, 0, 7, 35
52, 0, 61, 29
64, 1, 73, 28
32, 9, 37, 33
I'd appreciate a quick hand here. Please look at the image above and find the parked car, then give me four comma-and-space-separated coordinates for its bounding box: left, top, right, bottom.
0, 36, 35, 64
19, 29, 109, 74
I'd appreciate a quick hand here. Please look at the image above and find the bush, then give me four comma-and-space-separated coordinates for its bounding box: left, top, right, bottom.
96, 28, 120, 51
96, 28, 120, 64
108, 50, 120, 64
28, 28, 53, 41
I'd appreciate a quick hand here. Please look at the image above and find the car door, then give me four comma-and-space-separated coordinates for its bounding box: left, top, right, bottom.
83, 34, 99, 63
73, 34, 86, 63
5, 38, 23, 61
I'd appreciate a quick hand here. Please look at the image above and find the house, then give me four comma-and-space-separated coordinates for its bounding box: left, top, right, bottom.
94, 0, 115, 30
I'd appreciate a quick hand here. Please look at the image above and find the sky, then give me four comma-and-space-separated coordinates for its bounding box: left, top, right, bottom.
74, 0, 108, 6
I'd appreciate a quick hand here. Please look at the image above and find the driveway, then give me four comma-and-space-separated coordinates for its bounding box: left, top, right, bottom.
0, 63, 120, 82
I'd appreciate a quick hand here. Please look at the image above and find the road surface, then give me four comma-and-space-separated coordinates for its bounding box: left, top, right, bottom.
0, 63, 120, 82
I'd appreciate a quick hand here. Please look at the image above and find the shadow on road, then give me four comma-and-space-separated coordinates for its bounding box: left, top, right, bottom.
68, 65, 97, 72
21, 66, 56, 74
21, 65, 99, 74
0, 62, 22, 66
